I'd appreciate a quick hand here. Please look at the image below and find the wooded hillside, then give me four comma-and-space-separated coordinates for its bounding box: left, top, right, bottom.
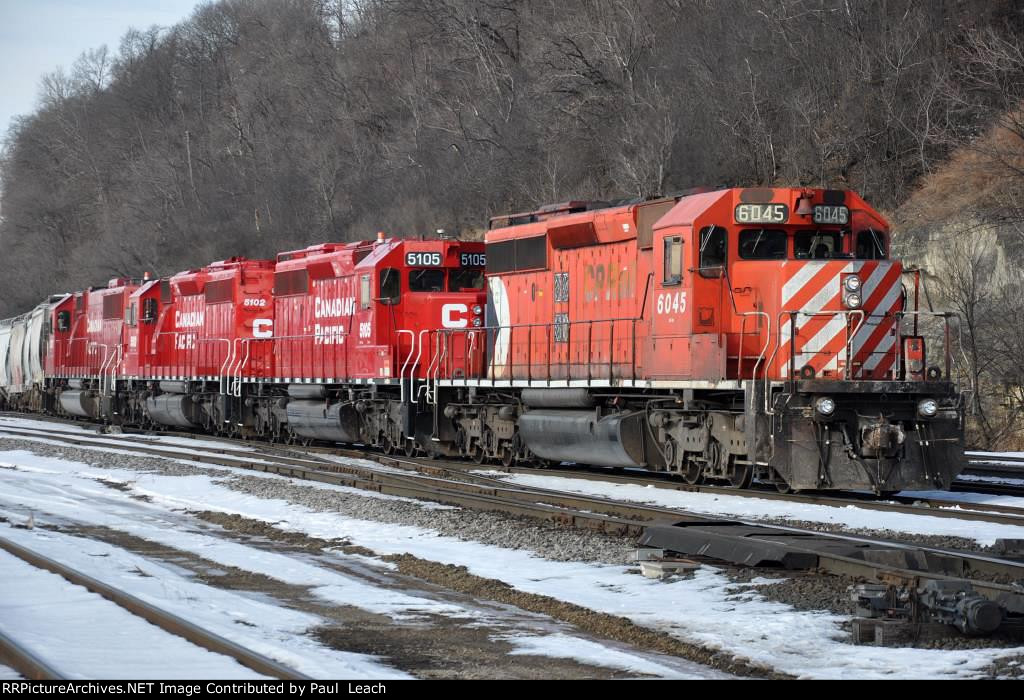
3, 0, 1023, 317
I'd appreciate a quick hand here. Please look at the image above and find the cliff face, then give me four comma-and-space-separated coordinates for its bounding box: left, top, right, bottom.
891, 120, 1024, 449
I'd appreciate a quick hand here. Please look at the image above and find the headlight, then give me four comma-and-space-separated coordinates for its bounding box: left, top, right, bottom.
844, 276, 861, 292
472, 317, 482, 327
918, 399, 938, 417
472, 305, 482, 315
815, 397, 836, 416
844, 293, 862, 309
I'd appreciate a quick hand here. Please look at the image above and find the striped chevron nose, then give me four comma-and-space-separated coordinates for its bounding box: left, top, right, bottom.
775, 260, 902, 379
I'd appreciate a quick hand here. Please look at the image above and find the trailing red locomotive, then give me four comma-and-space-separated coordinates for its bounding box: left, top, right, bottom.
0, 235, 486, 454
0, 187, 966, 493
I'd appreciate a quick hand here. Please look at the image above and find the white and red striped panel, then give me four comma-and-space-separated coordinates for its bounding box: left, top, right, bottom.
774, 260, 902, 379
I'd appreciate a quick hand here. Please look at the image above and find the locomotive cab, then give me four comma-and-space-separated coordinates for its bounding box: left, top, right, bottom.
270, 235, 486, 449
648, 188, 963, 491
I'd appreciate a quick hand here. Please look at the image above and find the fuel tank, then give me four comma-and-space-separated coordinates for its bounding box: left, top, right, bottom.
59, 390, 96, 419
517, 410, 648, 468
285, 400, 361, 443
146, 394, 199, 428
287, 384, 327, 400
521, 388, 595, 408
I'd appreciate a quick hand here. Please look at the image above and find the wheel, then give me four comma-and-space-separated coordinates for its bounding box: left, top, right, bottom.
472, 428, 492, 465
775, 480, 793, 494
381, 433, 395, 455
682, 456, 704, 485
724, 455, 753, 489
669, 437, 702, 485
500, 443, 515, 468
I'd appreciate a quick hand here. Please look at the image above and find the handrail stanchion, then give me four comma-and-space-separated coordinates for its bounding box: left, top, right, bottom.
528, 323, 536, 382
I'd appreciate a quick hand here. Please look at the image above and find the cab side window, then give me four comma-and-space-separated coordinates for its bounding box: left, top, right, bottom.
856, 230, 888, 260
378, 268, 400, 304
360, 274, 372, 310
698, 226, 727, 278
141, 298, 158, 323
663, 236, 683, 285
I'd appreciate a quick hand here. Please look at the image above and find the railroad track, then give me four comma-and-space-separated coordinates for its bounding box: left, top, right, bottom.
1, 418, 1023, 616
0, 535, 309, 680
2, 420, 1023, 527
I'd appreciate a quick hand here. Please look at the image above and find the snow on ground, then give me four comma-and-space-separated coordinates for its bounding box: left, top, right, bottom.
0, 548, 269, 679
478, 471, 1024, 548
957, 474, 1024, 488
0, 450, 721, 680
135, 470, 1024, 678
1, 448, 1012, 678
0, 452, 470, 620
899, 487, 1024, 508
0, 527, 411, 680
0, 433, 278, 467
0, 665, 22, 680
0, 415, 252, 452
496, 633, 704, 679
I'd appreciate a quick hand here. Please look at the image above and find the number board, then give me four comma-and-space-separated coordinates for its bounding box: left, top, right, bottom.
813, 205, 849, 225
460, 253, 487, 267
406, 252, 442, 267
735, 203, 788, 224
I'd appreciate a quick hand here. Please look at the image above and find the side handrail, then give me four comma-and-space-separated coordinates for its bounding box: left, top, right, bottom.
234, 338, 271, 397
421, 331, 443, 402
430, 331, 449, 405
737, 311, 770, 392
410, 329, 428, 400
91, 343, 110, 395
397, 330, 415, 403
220, 338, 238, 395
107, 344, 123, 397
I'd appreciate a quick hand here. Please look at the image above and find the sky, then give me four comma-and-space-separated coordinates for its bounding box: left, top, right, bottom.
0, 0, 204, 138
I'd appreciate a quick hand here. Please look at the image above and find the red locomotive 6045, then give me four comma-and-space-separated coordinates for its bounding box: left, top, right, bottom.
428, 187, 964, 493
0, 187, 966, 493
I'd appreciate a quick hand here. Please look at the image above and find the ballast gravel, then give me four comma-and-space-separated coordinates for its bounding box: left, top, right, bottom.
0, 436, 634, 565
5, 433, 1023, 657
221, 472, 635, 564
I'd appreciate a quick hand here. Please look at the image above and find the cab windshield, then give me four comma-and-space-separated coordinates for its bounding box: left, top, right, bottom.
732, 228, 889, 261
449, 268, 485, 292
738, 229, 787, 259
409, 269, 445, 292
794, 230, 842, 260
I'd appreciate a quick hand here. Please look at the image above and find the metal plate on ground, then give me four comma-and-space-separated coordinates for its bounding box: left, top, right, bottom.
640, 522, 968, 575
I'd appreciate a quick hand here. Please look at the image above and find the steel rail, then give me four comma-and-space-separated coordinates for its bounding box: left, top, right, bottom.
0, 627, 64, 680
0, 536, 310, 680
